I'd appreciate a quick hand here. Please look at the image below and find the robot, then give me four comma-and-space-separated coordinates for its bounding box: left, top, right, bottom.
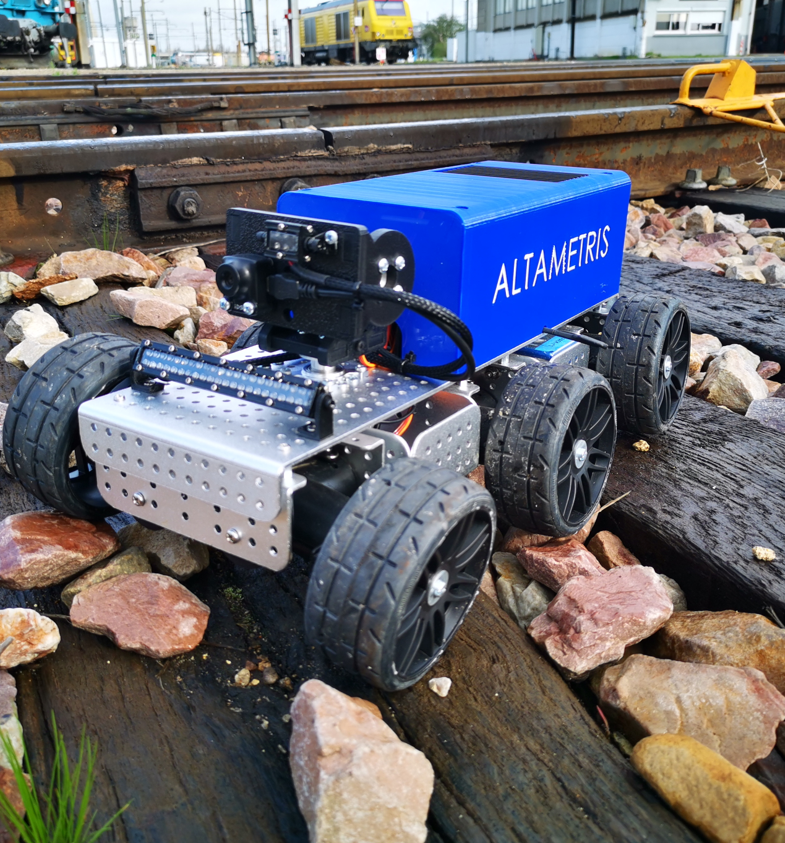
3, 162, 690, 690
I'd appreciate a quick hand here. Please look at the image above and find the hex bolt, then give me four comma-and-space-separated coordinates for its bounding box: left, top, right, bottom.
708, 165, 737, 187
132, 492, 146, 507
168, 187, 204, 221
394, 255, 406, 271
378, 257, 390, 274
680, 168, 707, 190
226, 528, 242, 544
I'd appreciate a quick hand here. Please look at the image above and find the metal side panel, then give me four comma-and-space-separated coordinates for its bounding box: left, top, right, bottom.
77, 365, 443, 568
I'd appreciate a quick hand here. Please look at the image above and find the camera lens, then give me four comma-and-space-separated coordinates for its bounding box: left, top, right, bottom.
216, 255, 255, 300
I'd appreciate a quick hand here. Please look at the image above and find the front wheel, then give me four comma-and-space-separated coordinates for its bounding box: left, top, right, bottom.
304, 459, 495, 691
2, 333, 137, 520
596, 294, 690, 436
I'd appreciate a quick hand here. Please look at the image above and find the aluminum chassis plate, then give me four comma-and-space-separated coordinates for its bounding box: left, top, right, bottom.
78, 361, 480, 570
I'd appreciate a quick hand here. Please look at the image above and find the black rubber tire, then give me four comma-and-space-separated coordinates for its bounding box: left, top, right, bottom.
232, 321, 263, 350
485, 363, 616, 537
596, 294, 690, 437
304, 458, 496, 691
3, 333, 137, 520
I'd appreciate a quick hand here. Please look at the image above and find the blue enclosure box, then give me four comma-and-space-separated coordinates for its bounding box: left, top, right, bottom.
278, 161, 631, 370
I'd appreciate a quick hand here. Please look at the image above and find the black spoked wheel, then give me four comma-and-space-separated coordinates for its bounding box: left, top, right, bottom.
655, 308, 690, 426
485, 363, 616, 537
305, 459, 495, 691
596, 294, 690, 436
556, 383, 615, 527
394, 506, 490, 681
3, 333, 137, 520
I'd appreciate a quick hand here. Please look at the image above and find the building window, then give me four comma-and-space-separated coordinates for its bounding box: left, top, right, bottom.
690, 11, 724, 30
335, 10, 350, 39
655, 12, 688, 30
304, 17, 316, 45
495, 0, 513, 11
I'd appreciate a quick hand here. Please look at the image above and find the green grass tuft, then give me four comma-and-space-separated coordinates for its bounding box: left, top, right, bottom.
0, 713, 129, 843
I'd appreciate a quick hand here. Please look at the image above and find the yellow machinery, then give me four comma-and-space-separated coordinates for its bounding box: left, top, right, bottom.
300, 0, 415, 64
674, 60, 785, 134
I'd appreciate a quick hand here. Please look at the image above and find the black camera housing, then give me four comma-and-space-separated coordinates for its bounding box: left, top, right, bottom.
217, 208, 415, 365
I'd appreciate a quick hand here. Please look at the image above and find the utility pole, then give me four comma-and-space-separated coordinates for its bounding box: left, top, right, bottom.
464, 0, 469, 62
290, 0, 301, 66
217, 2, 224, 57
204, 7, 211, 62
192, 20, 197, 51
140, 0, 150, 66
96, 0, 109, 66
266, 0, 270, 58
209, 8, 215, 63
353, 0, 359, 63
243, 0, 257, 65
112, 0, 127, 65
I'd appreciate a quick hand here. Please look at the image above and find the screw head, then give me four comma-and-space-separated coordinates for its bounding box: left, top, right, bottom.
132, 491, 146, 506
394, 255, 406, 271
219, 297, 230, 311
226, 528, 242, 544
241, 301, 255, 316
324, 230, 338, 246
378, 257, 390, 274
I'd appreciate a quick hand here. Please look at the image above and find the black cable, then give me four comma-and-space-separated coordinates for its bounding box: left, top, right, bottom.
289, 265, 475, 381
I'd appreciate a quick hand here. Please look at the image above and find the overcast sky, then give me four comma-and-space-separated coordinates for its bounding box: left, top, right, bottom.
90, 0, 477, 53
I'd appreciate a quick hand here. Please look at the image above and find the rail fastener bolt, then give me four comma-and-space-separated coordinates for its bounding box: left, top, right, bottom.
168, 187, 204, 221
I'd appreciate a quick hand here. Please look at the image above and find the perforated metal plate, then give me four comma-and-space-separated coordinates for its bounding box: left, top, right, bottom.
78, 363, 444, 569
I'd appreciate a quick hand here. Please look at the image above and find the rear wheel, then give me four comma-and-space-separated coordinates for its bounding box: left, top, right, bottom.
305, 458, 495, 691
2, 333, 136, 520
596, 294, 690, 436
485, 363, 616, 537
232, 321, 263, 351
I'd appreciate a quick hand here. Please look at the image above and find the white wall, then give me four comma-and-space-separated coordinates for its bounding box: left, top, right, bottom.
458, 0, 755, 60
457, 15, 635, 59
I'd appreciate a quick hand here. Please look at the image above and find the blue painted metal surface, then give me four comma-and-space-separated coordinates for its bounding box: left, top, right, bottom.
0, 0, 63, 27
279, 161, 631, 369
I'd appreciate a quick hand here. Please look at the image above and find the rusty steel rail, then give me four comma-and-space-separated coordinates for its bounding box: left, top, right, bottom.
1, 97, 783, 255
1, 57, 785, 143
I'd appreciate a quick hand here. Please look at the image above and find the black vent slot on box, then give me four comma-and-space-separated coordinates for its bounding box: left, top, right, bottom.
445, 166, 587, 183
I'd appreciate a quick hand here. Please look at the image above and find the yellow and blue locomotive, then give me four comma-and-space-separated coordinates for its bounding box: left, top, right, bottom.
300, 0, 415, 64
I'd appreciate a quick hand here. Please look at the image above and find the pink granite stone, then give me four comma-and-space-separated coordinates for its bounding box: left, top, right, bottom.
528, 566, 673, 675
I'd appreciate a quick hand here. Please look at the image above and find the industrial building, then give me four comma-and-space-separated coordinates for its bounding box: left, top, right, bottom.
456, 0, 756, 59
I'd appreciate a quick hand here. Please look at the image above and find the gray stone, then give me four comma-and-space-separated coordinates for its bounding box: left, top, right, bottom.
715, 213, 748, 236
61, 546, 152, 609
704, 344, 761, 372
40, 277, 99, 306
659, 575, 688, 612
746, 398, 785, 434
695, 349, 769, 413
684, 206, 715, 237
725, 265, 767, 283
0, 272, 25, 304
762, 264, 785, 287
4, 303, 60, 343
174, 317, 196, 346
118, 522, 209, 581
5, 332, 70, 370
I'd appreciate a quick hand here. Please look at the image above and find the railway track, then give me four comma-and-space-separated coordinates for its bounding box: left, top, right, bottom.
2, 95, 784, 255
1, 56, 784, 142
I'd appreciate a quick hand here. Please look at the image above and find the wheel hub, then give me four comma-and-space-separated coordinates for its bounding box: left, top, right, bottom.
427, 569, 450, 606
573, 438, 589, 469
662, 354, 673, 380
